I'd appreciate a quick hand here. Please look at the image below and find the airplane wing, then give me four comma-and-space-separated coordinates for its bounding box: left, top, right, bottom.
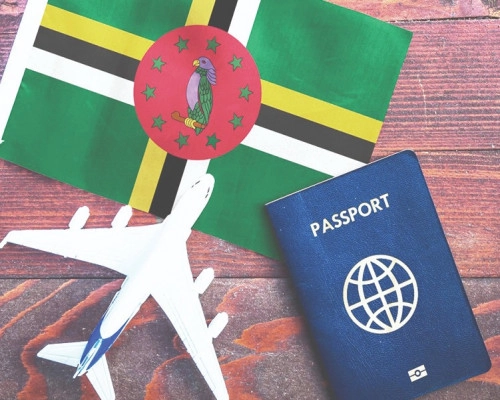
150, 242, 229, 400
0, 207, 162, 276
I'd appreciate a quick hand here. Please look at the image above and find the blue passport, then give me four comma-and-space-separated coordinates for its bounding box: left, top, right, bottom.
266, 150, 490, 400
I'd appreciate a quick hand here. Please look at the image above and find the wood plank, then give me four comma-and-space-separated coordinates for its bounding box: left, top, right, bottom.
1, 149, 497, 278
0, 0, 27, 16
332, 0, 499, 19
190, 151, 500, 279
0, 13, 19, 78
0, 160, 159, 279
1, 0, 498, 20
0, 278, 498, 399
373, 151, 500, 278
380, 19, 500, 151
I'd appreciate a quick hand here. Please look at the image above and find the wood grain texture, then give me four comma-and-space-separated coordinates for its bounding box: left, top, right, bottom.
1, 151, 497, 278
1, 0, 498, 19
379, 19, 499, 151
0, 1, 498, 399
332, 0, 500, 19
0, 278, 499, 400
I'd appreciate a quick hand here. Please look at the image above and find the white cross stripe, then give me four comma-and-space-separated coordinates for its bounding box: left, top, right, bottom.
0, 0, 49, 142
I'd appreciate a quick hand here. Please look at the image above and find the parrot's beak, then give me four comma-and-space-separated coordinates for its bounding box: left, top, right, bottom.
193, 59, 200, 67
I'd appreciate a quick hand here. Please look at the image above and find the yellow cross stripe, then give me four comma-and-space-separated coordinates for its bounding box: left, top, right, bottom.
41, 4, 153, 61
185, 0, 216, 26
261, 80, 382, 144
129, 0, 216, 212
128, 140, 167, 212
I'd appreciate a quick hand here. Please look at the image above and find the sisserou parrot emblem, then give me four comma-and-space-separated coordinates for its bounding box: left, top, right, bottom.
186, 56, 216, 135
134, 25, 261, 160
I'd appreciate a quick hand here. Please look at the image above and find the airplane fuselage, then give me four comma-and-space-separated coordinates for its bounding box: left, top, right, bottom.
75, 220, 182, 376
5, 174, 230, 399
76, 270, 150, 375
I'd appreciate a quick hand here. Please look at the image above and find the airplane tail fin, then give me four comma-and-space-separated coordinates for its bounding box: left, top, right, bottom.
38, 342, 115, 400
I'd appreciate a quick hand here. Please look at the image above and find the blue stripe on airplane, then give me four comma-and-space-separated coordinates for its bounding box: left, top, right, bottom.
80, 316, 129, 371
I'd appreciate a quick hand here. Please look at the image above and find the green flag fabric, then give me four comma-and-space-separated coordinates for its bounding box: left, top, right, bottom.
0, 0, 412, 259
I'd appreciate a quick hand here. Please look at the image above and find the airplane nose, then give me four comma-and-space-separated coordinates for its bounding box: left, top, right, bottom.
169, 174, 215, 232
192, 174, 215, 199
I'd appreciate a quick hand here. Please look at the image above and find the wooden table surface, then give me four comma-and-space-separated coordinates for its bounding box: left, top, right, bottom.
0, 1, 498, 399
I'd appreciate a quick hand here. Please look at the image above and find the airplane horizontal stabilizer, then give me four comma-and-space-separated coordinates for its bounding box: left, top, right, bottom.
38, 342, 115, 400
37, 341, 87, 367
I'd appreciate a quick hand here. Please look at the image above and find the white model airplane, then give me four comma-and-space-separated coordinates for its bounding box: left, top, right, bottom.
0, 174, 229, 400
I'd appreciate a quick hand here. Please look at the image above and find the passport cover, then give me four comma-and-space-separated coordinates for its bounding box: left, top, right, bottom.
266, 150, 491, 400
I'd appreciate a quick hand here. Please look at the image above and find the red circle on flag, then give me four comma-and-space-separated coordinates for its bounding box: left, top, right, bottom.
134, 25, 261, 160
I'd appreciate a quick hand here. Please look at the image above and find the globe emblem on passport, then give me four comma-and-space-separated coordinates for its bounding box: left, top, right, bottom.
343, 255, 418, 334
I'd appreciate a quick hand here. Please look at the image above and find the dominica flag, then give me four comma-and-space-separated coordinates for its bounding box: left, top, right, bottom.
0, 0, 412, 259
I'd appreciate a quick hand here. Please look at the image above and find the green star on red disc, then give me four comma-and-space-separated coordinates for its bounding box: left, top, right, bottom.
206, 37, 220, 53
134, 25, 261, 160
229, 113, 243, 129
206, 133, 221, 149
175, 132, 189, 148
229, 55, 242, 71
239, 85, 253, 101
152, 115, 165, 130
142, 84, 156, 100
175, 36, 189, 52
152, 56, 165, 71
